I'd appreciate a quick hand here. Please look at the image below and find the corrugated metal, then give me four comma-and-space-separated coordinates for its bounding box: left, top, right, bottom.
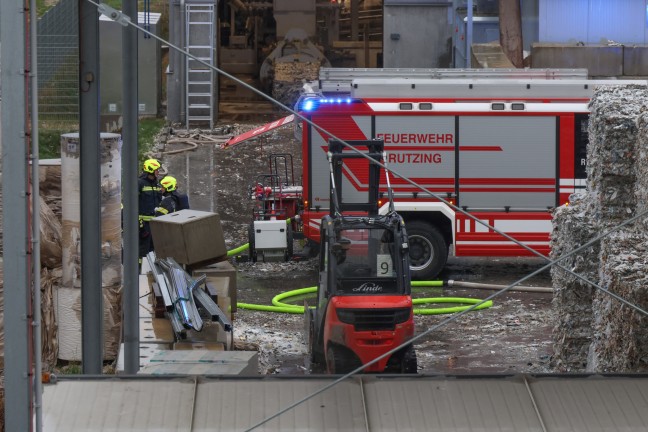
192, 378, 366, 431
363, 376, 545, 431
529, 375, 648, 431
539, 0, 647, 44
42, 378, 196, 431
587, 0, 644, 44
42, 375, 648, 431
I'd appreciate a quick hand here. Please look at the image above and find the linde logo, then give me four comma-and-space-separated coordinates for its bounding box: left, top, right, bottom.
353, 283, 383, 293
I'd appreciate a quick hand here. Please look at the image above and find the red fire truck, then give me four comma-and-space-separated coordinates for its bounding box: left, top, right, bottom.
224, 68, 642, 279
295, 69, 644, 279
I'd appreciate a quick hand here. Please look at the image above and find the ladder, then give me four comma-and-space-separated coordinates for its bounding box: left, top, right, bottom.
185, 2, 215, 129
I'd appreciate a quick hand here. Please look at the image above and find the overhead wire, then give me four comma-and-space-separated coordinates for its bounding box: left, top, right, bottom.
88, 2, 648, 430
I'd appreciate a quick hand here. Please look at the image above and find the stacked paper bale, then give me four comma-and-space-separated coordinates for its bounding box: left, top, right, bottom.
549, 194, 598, 371
551, 84, 648, 372
587, 87, 648, 372
272, 61, 320, 107
589, 230, 648, 371
585, 85, 648, 222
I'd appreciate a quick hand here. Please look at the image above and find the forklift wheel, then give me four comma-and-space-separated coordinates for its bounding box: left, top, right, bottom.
402, 346, 418, 374
386, 345, 418, 374
326, 345, 360, 374
306, 309, 325, 365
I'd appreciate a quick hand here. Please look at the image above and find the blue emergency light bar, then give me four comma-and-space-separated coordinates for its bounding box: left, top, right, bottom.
299, 97, 355, 112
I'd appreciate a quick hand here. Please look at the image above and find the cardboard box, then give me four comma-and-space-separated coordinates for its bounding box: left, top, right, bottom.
149, 209, 226, 265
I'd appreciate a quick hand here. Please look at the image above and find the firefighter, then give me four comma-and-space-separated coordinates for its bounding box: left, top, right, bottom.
139, 158, 163, 258
155, 175, 190, 216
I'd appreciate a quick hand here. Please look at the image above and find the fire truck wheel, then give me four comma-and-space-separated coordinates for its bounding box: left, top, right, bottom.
247, 224, 257, 263
406, 220, 448, 280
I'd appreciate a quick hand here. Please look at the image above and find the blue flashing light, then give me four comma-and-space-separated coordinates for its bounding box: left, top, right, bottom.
299, 97, 356, 112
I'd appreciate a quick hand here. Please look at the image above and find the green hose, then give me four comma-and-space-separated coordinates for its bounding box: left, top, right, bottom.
412, 280, 445, 287
412, 297, 493, 315
237, 283, 493, 315
227, 243, 249, 257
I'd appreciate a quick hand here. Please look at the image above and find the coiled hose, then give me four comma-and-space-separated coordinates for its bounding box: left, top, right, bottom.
237, 284, 493, 315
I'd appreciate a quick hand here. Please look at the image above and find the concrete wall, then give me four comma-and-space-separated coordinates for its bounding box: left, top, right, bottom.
531, 43, 648, 77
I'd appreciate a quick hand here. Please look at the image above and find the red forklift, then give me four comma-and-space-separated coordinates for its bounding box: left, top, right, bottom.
305, 140, 417, 374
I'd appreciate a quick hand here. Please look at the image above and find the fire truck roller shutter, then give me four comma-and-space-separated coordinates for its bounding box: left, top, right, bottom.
404, 220, 448, 280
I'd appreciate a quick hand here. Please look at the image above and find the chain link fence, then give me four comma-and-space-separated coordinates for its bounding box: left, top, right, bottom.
38, 0, 79, 129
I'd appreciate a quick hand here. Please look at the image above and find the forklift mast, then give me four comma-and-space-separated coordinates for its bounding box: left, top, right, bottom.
328, 139, 384, 216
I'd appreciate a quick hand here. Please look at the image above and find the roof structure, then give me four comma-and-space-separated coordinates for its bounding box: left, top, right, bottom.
42, 373, 648, 431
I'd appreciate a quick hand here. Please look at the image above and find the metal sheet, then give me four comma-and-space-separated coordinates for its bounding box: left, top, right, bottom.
40, 375, 648, 431
458, 116, 556, 209
530, 376, 648, 431
42, 379, 196, 431
363, 376, 545, 431
539, 0, 646, 44
383, 4, 452, 68
191, 378, 367, 431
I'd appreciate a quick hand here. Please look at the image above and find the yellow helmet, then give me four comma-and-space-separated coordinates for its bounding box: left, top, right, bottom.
160, 176, 177, 192
143, 158, 161, 174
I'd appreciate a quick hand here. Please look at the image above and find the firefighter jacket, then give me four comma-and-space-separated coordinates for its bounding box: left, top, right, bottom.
155, 191, 181, 217
138, 173, 162, 223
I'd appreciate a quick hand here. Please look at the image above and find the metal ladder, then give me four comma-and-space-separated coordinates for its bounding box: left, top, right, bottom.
185, 2, 214, 129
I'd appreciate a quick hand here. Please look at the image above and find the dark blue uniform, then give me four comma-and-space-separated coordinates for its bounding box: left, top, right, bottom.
138, 173, 162, 257
155, 190, 190, 217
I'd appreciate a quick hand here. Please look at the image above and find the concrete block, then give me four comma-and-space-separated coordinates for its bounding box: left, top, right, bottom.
531, 43, 622, 77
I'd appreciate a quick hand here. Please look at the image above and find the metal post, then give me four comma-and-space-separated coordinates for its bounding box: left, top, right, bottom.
123, 0, 140, 374
351, 0, 359, 41
30, 0, 44, 428
1, 0, 33, 429
466, 0, 473, 67
79, 0, 103, 373
167, 0, 181, 123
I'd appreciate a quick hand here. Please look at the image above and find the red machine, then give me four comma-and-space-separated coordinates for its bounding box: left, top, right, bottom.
305, 140, 417, 374
247, 153, 303, 262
